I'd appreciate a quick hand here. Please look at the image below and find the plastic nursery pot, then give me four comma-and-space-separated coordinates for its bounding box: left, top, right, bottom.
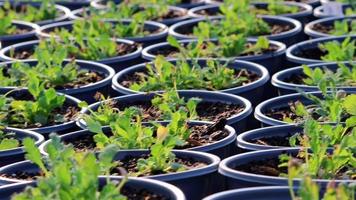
219, 148, 356, 189
0, 88, 80, 137
53, 0, 91, 10
188, 2, 313, 24
111, 59, 269, 106
0, 128, 44, 168
304, 15, 356, 38
203, 186, 302, 200
142, 38, 286, 75
0, 1, 71, 26
71, 5, 190, 26
37, 19, 169, 47
0, 176, 185, 200
0, 20, 39, 48
91, 0, 205, 9
286, 35, 356, 66
0, 59, 115, 103
272, 61, 356, 95
44, 120, 236, 158
204, 0, 321, 8
168, 15, 302, 46
254, 91, 356, 127
0, 40, 143, 73
236, 124, 303, 151
77, 90, 252, 133
314, 3, 353, 19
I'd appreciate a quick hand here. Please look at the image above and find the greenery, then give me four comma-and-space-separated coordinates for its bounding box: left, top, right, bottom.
0, 0, 57, 23
11, 136, 128, 200
330, 20, 356, 36
129, 56, 248, 92
0, 129, 19, 151
319, 37, 355, 62
0, 15, 16, 35
0, 78, 68, 128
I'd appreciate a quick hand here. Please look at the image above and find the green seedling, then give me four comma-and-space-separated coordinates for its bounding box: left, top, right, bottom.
0, 129, 19, 151
319, 37, 355, 62
130, 56, 248, 92
12, 135, 128, 200
330, 20, 356, 36
0, 15, 16, 35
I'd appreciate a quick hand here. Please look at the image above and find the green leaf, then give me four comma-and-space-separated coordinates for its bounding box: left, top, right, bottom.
343, 94, 356, 115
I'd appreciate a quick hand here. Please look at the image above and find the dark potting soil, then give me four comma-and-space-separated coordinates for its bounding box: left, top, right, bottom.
70, 120, 229, 152
264, 102, 303, 122
235, 157, 288, 176
312, 20, 355, 35
119, 68, 260, 90
110, 154, 207, 177
0, 171, 41, 181
104, 99, 245, 122
152, 9, 187, 21
10, 42, 138, 60
249, 132, 298, 147
283, 73, 307, 85
3, 92, 78, 129
294, 47, 327, 60
149, 42, 279, 58
121, 186, 168, 200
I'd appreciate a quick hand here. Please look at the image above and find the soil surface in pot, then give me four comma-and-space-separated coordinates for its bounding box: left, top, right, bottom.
1, 65, 105, 90
110, 153, 207, 177
249, 132, 298, 147
293, 47, 327, 60
95, 99, 245, 122
71, 120, 229, 151
120, 68, 260, 91
3, 92, 78, 129
0, 172, 169, 200
311, 20, 355, 35
9, 43, 139, 60
149, 42, 280, 58
176, 20, 292, 37
234, 154, 354, 179
3, 27, 30, 36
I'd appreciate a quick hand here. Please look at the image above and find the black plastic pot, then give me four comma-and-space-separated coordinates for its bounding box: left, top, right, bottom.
0, 1, 71, 26
0, 128, 44, 168
286, 35, 356, 66
91, 0, 205, 9
111, 59, 269, 105
37, 19, 169, 47
54, 0, 91, 10
236, 124, 303, 151
0, 176, 185, 200
314, 3, 353, 18
0, 88, 80, 136
219, 148, 356, 189
0, 40, 143, 72
168, 15, 302, 46
43, 120, 235, 158
272, 61, 356, 95
77, 90, 252, 133
254, 91, 356, 126
71, 5, 190, 26
205, 0, 321, 8
0, 59, 115, 103
142, 38, 286, 75
305, 15, 356, 38
189, 2, 313, 24
0, 20, 39, 48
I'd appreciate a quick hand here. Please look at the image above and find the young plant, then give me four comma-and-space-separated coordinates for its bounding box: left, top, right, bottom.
287, 159, 355, 200
167, 34, 271, 59
79, 90, 200, 127
319, 37, 355, 62
192, 0, 270, 39
330, 19, 356, 36
252, 0, 299, 15
0, 41, 92, 89
12, 135, 128, 200
0, 0, 57, 23
0, 77, 69, 128
301, 63, 356, 87
129, 56, 249, 92
0, 15, 16, 35
0, 129, 19, 151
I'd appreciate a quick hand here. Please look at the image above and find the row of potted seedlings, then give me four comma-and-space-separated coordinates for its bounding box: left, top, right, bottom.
0, 0, 355, 199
